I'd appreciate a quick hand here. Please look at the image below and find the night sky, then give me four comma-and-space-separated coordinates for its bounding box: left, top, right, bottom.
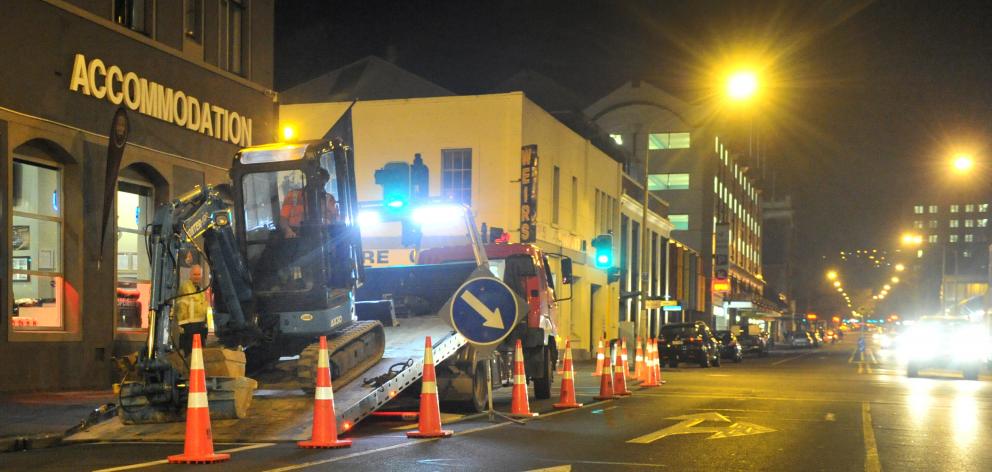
276, 0, 992, 309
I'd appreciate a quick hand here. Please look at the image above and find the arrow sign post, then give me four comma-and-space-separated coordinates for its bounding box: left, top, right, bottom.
627, 412, 775, 444
449, 277, 518, 347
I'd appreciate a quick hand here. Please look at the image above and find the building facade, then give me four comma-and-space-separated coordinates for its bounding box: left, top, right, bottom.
2, 0, 275, 391
585, 81, 770, 332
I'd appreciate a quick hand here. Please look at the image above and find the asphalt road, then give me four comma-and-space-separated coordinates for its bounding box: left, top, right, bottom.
5, 337, 991, 471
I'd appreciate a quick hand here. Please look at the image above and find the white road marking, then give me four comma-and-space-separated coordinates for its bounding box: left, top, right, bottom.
526, 466, 573, 472
772, 351, 814, 366
535, 460, 666, 469
848, 349, 859, 364
93, 443, 274, 472
862, 402, 882, 472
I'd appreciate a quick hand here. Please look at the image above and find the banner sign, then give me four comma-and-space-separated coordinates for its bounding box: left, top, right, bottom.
520, 145, 539, 243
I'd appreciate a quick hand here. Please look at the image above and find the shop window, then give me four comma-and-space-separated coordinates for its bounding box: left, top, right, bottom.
116, 181, 154, 331
441, 148, 472, 204
10, 160, 64, 330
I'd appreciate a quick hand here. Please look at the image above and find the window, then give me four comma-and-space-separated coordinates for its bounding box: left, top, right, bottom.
966, 204, 975, 212
950, 234, 959, 243
116, 181, 154, 331
981, 204, 989, 212
114, 0, 148, 33
571, 176, 578, 230
670, 214, 689, 231
913, 220, 924, 229
221, 0, 247, 75
965, 234, 974, 242
441, 148, 472, 204
185, 0, 203, 42
11, 160, 64, 330
648, 132, 691, 150
950, 220, 960, 228
979, 219, 989, 228
951, 205, 960, 213
552, 166, 560, 225
648, 173, 690, 190
929, 205, 938, 213
609, 134, 623, 145
928, 235, 938, 243
965, 219, 974, 228
963, 250, 972, 258
928, 220, 938, 228
913, 205, 924, 214
917, 249, 924, 258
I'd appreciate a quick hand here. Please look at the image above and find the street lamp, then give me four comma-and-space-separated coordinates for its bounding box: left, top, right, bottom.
895, 263, 905, 272
726, 71, 759, 102
952, 153, 975, 174
826, 270, 838, 281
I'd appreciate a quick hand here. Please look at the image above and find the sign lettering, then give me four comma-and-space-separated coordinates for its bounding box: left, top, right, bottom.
520, 145, 539, 243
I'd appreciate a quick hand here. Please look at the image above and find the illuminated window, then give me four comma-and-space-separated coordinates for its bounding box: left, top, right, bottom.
116, 181, 154, 331
11, 160, 64, 330
913, 220, 923, 229
928, 235, 938, 243
965, 234, 974, 242
610, 133, 623, 145
670, 214, 689, 231
950, 220, 959, 228
951, 204, 960, 213
950, 234, 959, 243
917, 249, 924, 258
442, 148, 472, 204
928, 220, 938, 228
913, 205, 924, 214
929, 205, 938, 213
979, 219, 988, 228
966, 204, 975, 212
981, 204, 989, 212
963, 250, 972, 258
648, 132, 691, 150
648, 173, 690, 190
965, 219, 974, 228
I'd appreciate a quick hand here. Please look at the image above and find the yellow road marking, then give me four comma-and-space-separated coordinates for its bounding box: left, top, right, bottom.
862, 402, 882, 472
93, 443, 274, 472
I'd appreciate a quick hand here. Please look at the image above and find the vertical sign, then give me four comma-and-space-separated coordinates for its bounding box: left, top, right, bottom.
520, 145, 539, 243
714, 223, 730, 289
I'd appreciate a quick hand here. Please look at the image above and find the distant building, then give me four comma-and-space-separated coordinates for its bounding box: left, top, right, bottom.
586, 81, 778, 334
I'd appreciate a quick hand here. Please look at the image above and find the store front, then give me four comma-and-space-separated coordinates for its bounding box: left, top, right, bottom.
1, 1, 275, 392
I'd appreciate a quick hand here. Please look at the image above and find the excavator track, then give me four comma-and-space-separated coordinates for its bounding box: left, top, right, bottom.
296, 320, 386, 393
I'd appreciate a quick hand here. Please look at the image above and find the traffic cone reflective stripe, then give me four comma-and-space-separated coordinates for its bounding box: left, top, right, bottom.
620, 339, 630, 375
594, 345, 617, 400
634, 337, 645, 382
408, 336, 453, 438
592, 338, 605, 376
641, 338, 659, 387
509, 340, 539, 417
554, 340, 582, 409
167, 334, 230, 464
613, 341, 632, 396
299, 336, 352, 448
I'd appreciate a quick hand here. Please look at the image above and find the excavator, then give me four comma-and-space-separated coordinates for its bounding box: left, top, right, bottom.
118, 139, 386, 423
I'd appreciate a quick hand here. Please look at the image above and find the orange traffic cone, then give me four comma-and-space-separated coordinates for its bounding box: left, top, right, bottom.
509, 339, 539, 417
634, 337, 646, 382
553, 340, 583, 409
167, 334, 230, 464
594, 345, 617, 400
408, 336, 453, 438
299, 336, 352, 448
641, 338, 659, 388
654, 338, 666, 385
592, 338, 606, 376
613, 341, 632, 396
620, 338, 630, 375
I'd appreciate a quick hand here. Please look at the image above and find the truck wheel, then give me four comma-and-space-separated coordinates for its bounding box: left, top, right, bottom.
533, 346, 553, 400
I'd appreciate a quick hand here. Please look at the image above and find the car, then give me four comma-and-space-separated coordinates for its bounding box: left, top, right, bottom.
659, 322, 721, 368
738, 329, 770, 356
790, 331, 813, 348
899, 316, 989, 380
715, 331, 744, 363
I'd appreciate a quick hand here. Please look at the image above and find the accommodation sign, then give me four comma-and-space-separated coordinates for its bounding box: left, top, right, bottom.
520, 145, 539, 243
68, 53, 253, 147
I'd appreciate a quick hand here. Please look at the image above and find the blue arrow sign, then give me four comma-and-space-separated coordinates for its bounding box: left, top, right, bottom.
450, 277, 518, 346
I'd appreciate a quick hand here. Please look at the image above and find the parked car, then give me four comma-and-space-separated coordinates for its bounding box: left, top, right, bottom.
790, 331, 813, 348
659, 322, 721, 368
738, 329, 770, 357
716, 331, 744, 363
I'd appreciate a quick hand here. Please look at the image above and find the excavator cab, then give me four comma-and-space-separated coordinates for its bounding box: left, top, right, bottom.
223, 140, 368, 362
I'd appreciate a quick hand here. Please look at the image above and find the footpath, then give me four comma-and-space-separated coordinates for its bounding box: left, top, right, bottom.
0, 390, 116, 452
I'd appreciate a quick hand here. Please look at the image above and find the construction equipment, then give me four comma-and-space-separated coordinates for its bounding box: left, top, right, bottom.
119, 139, 385, 423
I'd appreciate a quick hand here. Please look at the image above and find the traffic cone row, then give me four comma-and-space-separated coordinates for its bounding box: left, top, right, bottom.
168, 334, 230, 464
408, 336, 453, 438
634, 337, 645, 382
509, 340, 539, 418
613, 341, 632, 396
592, 338, 606, 376
299, 336, 352, 448
554, 340, 582, 409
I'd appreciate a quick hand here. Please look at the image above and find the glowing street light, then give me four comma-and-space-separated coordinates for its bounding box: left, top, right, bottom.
952, 153, 975, 174
826, 270, 838, 281
901, 233, 923, 246
883, 284, 891, 291
833, 281, 841, 288
891, 276, 900, 284
726, 70, 759, 101
895, 263, 905, 272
